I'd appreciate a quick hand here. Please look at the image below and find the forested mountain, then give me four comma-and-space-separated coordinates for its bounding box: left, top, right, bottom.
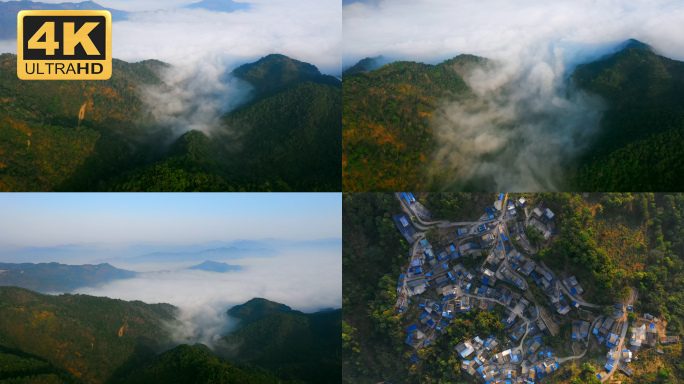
571, 40, 684, 191
219, 298, 342, 383
0, 287, 176, 383
0, 53, 341, 191
342, 39, 684, 191
342, 54, 483, 191
0, 290, 340, 383
115, 344, 286, 384
342, 56, 386, 75
0, 262, 136, 293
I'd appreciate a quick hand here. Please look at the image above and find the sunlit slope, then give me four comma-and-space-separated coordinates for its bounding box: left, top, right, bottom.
342, 55, 482, 191
0, 53, 341, 192
0, 287, 175, 384
0, 53, 166, 192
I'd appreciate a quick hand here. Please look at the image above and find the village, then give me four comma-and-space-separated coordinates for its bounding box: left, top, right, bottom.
392, 193, 679, 384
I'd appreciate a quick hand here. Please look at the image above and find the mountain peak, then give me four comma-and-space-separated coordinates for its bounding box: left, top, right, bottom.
619, 38, 654, 53
227, 297, 293, 324
343, 55, 386, 75
232, 54, 340, 95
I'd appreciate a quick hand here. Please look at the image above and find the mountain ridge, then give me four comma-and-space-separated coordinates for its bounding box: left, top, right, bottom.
342, 39, 684, 191
0, 52, 341, 191
0, 261, 137, 293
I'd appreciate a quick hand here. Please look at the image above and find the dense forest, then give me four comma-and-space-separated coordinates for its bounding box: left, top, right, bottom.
0, 289, 340, 383
0, 53, 341, 191
570, 40, 684, 191
116, 344, 288, 384
0, 286, 176, 383
342, 39, 684, 192
342, 55, 484, 191
220, 298, 342, 384
342, 193, 684, 384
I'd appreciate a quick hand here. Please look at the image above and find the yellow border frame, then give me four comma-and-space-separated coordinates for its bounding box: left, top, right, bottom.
17, 10, 112, 80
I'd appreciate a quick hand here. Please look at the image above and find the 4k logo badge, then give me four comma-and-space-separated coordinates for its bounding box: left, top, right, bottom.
17, 10, 112, 80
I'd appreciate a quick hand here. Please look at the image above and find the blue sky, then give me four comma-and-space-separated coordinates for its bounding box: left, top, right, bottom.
0, 193, 341, 247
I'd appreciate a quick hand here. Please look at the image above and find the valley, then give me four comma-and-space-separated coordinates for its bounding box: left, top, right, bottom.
342, 40, 684, 192
0, 53, 341, 192
0, 287, 341, 384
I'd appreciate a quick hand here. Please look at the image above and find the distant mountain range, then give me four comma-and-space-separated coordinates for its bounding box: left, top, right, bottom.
0, 238, 340, 264
186, 260, 243, 273
0, 287, 340, 383
0, 52, 341, 192
342, 39, 684, 191
96, 246, 275, 264
0, 262, 136, 292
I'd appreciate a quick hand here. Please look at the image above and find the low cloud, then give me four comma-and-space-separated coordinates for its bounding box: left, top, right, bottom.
140, 56, 253, 136
74, 248, 341, 349
343, 0, 684, 190
115, 0, 341, 75
427, 53, 606, 191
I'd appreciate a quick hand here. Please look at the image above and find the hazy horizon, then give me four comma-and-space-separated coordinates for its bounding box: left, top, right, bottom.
0, 0, 341, 75
0, 193, 341, 248
0, 192, 342, 346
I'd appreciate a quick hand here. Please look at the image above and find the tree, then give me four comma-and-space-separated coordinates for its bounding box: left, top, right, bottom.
525, 226, 546, 248
426, 227, 440, 245
628, 312, 637, 323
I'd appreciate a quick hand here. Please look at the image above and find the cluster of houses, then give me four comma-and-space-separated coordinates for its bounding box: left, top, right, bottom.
529, 205, 557, 240
593, 316, 626, 348
629, 321, 656, 350
399, 257, 540, 349
392, 194, 684, 383
456, 334, 561, 384
571, 320, 590, 341
394, 195, 684, 382
506, 251, 576, 316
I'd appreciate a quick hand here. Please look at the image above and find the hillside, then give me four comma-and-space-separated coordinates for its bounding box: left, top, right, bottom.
571, 40, 684, 191
115, 344, 286, 384
0, 53, 341, 192
0, 262, 136, 293
0, 292, 340, 384
342, 54, 483, 191
0, 287, 176, 383
220, 298, 342, 383
342, 56, 386, 75
342, 40, 684, 192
